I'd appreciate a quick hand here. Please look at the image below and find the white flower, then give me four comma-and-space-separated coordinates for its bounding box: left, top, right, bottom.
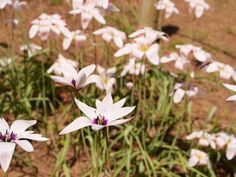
223, 83, 236, 101
176, 44, 200, 56
49, 59, 96, 90
172, 83, 198, 103
129, 27, 169, 43
93, 26, 126, 48
47, 54, 79, 76
63, 30, 87, 50
205, 61, 236, 80
0, 118, 48, 172
215, 132, 236, 160
188, 149, 210, 167
29, 13, 68, 40
115, 39, 160, 65
92, 65, 117, 93
121, 58, 145, 77
154, 0, 179, 18
185, 0, 210, 18
186, 131, 216, 149
20, 43, 42, 57
161, 52, 189, 70
126, 82, 134, 90
0, 0, 12, 9
59, 93, 135, 133
69, 1, 106, 29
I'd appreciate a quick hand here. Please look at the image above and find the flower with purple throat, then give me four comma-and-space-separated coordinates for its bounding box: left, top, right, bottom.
59, 93, 136, 134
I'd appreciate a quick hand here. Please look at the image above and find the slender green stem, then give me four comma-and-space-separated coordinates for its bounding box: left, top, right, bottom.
105, 127, 111, 174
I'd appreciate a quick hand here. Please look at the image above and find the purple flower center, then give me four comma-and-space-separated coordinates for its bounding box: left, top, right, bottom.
0, 131, 17, 142
71, 79, 76, 88
93, 115, 108, 125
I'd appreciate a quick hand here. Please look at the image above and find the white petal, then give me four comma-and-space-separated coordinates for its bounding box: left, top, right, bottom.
91, 124, 105, 131
97, 93, 113, 113
114, 44, 133, 57
107, 106, 135, 122
0, 142, 15, 172
226, 95, 236, 101
74, 98, 96, 119
59, 117, 92, 135
10, 120, 36, 134
173, 89, 185, 103
75, 71, 87, 89
223, 84, 236, 91
29, 25, 38, 39
80, 64, 96, 77
15, 140, 34, 152
226, 140, 236, 160
112, 98, 126, 109
50, 76, 72, 86
63, 38, 73, 50
188, 156, 199, 167
113, 36, 123, 48
146, 44, 160, 65
0, 118, 9, 135
108, 117, 133, 126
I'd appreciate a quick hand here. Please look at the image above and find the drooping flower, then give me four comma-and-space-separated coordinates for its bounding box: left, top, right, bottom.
186, 131, 216, 149
161, 52, 189, 70
120, 58, 145, 77
223, 83, 236, 101
185, 0, 210, 18
49, 59, 96, 90
172, 83, 198, 103
59, 93, 135, 133
69, 0, 106, 29
93, 26, 126, 48
63, 30, 87, 50
129, 27, 169, 43
92, 65, 117, 93
47, 54, 79, 76
205, 61, 236, 80
29, 13, 68, 40
154, 0, 179, 18
188, 149, 210, 167
20, 43, 42, 57
0, 118, 48, 172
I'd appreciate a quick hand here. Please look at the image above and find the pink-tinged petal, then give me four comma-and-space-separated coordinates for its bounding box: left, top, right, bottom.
95, 99, 101, 108
114, 44, 133, 57
63, 38, 73, 50
10, 120, 36, 134
205, 63, 219, 73
223, 84, 236, 91
50, 76, 72, 86
226, 95, 236, 101
113, 36, 123, 48
188, 156, 198, 167
85, 74, 102, 87
91, 124, 105, 131
29, 25, 39, 39
173, 88, 185, 103
15, 140, 34, 152
219, 71, 231, 80
108, 117, 133, 126
93, 28, 108, 35
75, 71, 87, 89
226, 140, 236, 160
18, 133, 48, 141
81, 13, 93, 29
107, 106, 135, 122
93, 10, 106, 24
0, 142, 15, 172
74, 99, 96, 119
0, 118, 9, 135
102, 33, 112, 42
59, 117, 92, 135
96, 65, 105, 75
146, 44, 160, 65
80, 64, 96, 77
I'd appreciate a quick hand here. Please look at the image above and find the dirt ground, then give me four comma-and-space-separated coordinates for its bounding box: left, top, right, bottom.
0, 0, 236, 176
